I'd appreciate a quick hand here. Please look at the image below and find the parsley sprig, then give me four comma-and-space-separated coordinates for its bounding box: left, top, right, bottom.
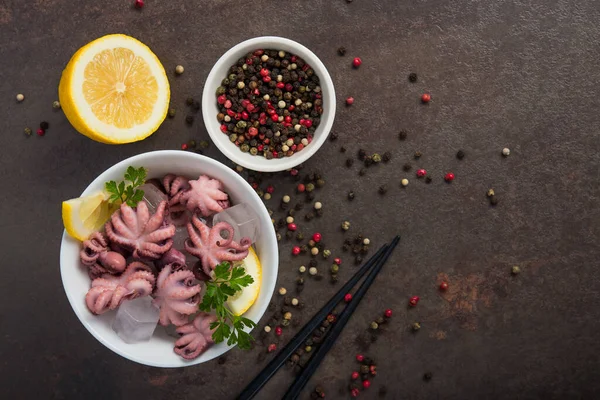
199, 262, 256, 349
105, 166, 147, 207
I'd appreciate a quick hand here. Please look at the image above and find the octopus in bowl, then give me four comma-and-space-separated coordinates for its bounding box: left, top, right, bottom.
69, 169, 261, 360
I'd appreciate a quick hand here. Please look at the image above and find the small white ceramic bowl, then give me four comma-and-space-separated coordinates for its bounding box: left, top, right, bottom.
59, 150, 278, 368
202, 36, 336, 172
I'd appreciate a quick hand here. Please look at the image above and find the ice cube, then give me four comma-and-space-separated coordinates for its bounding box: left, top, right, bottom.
163, 324, 181, 339
139, 183, 168, 214
112, 296, 159, 344
212, 203, 260, 244
172, 225, 189, 251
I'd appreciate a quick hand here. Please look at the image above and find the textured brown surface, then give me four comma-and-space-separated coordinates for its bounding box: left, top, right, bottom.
1, 0, 600, 399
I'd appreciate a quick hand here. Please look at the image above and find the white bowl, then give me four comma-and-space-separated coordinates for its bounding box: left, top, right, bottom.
59, 150, 278, 367
202, 36, 336, 172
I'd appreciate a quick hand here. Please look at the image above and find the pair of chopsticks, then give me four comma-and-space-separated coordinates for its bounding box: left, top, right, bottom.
237, 235, 400, 400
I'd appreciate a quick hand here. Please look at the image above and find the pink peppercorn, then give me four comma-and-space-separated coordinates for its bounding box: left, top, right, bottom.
344, 293, 353, 302
353, 57, 362, 68
36, 129, 45, 136
440, 282, 449, 291
220, 125, 227, 133
271, 114, 279, 122
416, 169, 427, 178
292, 246, 301, 256
312, 232, 322, 242
268, 343, 277, 352
260, 68, 270, 77
356, 354, 364, 362
421, 93, 431, 103
217, 94, 226, 104
285, 83, 293, 92
275, 326, 282, 336
351, 388, 360, 397
284, 116, 292, 124
266, 185, 274, 194
384, 309, 392, 318
297, 183, 305, 193
263, 75, 272, 83
304, 119, 313, 128
224, 100, 232, 109
346, 97, 354, 106
362, 380, 371, 389
351, 371, 359, 380
248, 127, 258, 137
134, 0, 144, 8
287, 223, 297, 231
409, 296, 419, 306
290, 168, 299, 176
444, 172, 455, 182
334, 257, 341, 265
181, 143, 188, 150
276, 82, 285, 89
257, 144, 264, 152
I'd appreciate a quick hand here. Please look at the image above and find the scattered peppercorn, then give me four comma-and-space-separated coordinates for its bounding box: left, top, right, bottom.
338, 47, 347, 56
185, 115, 194, 125
351, 371, 359, 380
268, 343, 277, 352
384, 309, 392, 318
423, 372, 432, 381
346, 97, 355, 106
456, 150, 465, 160
412, 322, 421, 331
403, 163, 412, 172
490, 196, 499, 206
511, 266, 521, 275
181, 143, 189, 150
134, 0, 144, 8
398, 130, 407, 140
487, 189, 495, 197
40, 121, 49, 130
342, 221, 351, 231
359, 168, 366, 176
37, 128, 45, 136
414, 151, 422, 159
378, 185, 387, 195
421, 93, 431, 103
502, 147, 511, 156
372, 153, 382, 163
52, 100, 61, 109
362, 380, 371, 389
409, 296, 419, 306
344, 293, 353, 302
356, 354, 364, 362
16, 93, 25, 102
382, 152, 391, 163
370, 321, 379, 330
416, 169, 427, 178
425, 176, 432, 184
340, 146, 347, 153
408, 72, 418, 82
444, 172, 455, 182
440, 281, 449, 291
346, 158, 354, 167
168, 108, 176, 118
24, 127, 32, 136
348, 191, 355, 200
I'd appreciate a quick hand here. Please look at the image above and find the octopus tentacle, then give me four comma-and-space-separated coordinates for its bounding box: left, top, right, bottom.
105, 201, 175, 261
185, 216, 250, 276
81, 232, 127, 276
173, 312, 217, 360
153, 265, 202, 327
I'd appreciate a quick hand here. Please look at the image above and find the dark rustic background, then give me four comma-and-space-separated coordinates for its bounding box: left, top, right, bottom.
1, 0, 599, 399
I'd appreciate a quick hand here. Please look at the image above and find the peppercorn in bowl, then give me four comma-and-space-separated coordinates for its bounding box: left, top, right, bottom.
202, 36, 336, 172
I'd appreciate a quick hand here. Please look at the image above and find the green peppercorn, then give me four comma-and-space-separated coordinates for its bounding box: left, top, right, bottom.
250, 147, 258, 155
282, 319, 290, 327
188, 140, 196, 148
24, 127, 32, 136
229, 134, 237, 142
511, 266, 521, 275
168, 108, 176, 118
216, 86, 227, 96
414, 151, 422, 159
412, 322, 421, 331
322, 249, 331, 258
52, 100, 61, 109
305, 345, 312, 352
370, 321, 379, 330
276, 233, 282, 241
372, 153, 382, 163
236, 121, 247, 129
306, 183, 315, 192
241, 144, 250, 153
296, 232, 304, 241
316, 179, 325, 188
331, 264, 339, 273
341, 221, 350, 231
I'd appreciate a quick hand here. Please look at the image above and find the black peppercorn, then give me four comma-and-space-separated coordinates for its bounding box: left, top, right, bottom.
329, 132, 338, 141
355, 255, 363, 264
284, 297, 291, 306
338, 47, 347, 56
297, 277, 304, 285
309, 259, 317, 268
456, 150, 465, 160
342, 244, 349, 252
296, 232, 304, 241
360, 365, 370, 374
358, 149, 367, 160
403, 163, 412, 172
398, 130, 407, 140
285, 231, 293, 240
306, 192, 316, 202
359, 168, 366, 176
379, 385, 388, 397
305, 212, 315, 221
378, 185, 388, 195
186, 97, 194, 106
408, 72, 418, 82
425, 176, 432, 184
423, 372, 432, 381
185, 115, 194, 125
490, 196, 498, 206
414, 151, 422, 159
316, 179, 325, 188
316, 209, 324, 217
295, 203, 304, 211
346, 158, 354, 167
376, 316, 385, 325
348, 191, 355, 200
382, 152, 392, 163
364, 157, 374, 167
40, 121, 49, 130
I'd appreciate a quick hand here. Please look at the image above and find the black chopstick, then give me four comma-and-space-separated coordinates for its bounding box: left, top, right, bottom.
236, 244, 390, 400
282, 235, 400, 400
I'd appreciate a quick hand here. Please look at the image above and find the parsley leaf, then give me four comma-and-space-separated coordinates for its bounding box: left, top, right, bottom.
199, 261, 256, 349
104, 166, 147, 207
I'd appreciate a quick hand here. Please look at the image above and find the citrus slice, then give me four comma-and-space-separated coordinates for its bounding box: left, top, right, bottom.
227, 247, 262, 316
59, 34, 170, 144
62, 191, 116, 241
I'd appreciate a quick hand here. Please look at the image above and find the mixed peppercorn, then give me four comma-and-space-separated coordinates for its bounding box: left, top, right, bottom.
215, 49, 323, 159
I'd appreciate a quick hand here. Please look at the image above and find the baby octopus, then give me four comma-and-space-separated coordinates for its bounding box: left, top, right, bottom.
174, 312, 217, 360
153, 264, 202, 326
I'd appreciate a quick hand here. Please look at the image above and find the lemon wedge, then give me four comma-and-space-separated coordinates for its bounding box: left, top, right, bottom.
62, 191, 116, 241
59, 34, 170, 144
227, 247, 262, 316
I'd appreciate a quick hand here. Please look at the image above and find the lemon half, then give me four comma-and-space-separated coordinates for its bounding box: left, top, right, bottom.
59, 34, 170, 144
62, 191, 116, 241
227, 247, 262, 316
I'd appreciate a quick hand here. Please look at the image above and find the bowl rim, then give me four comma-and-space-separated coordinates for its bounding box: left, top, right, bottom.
202, 36, 336, 172
59, 150, 278, 367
